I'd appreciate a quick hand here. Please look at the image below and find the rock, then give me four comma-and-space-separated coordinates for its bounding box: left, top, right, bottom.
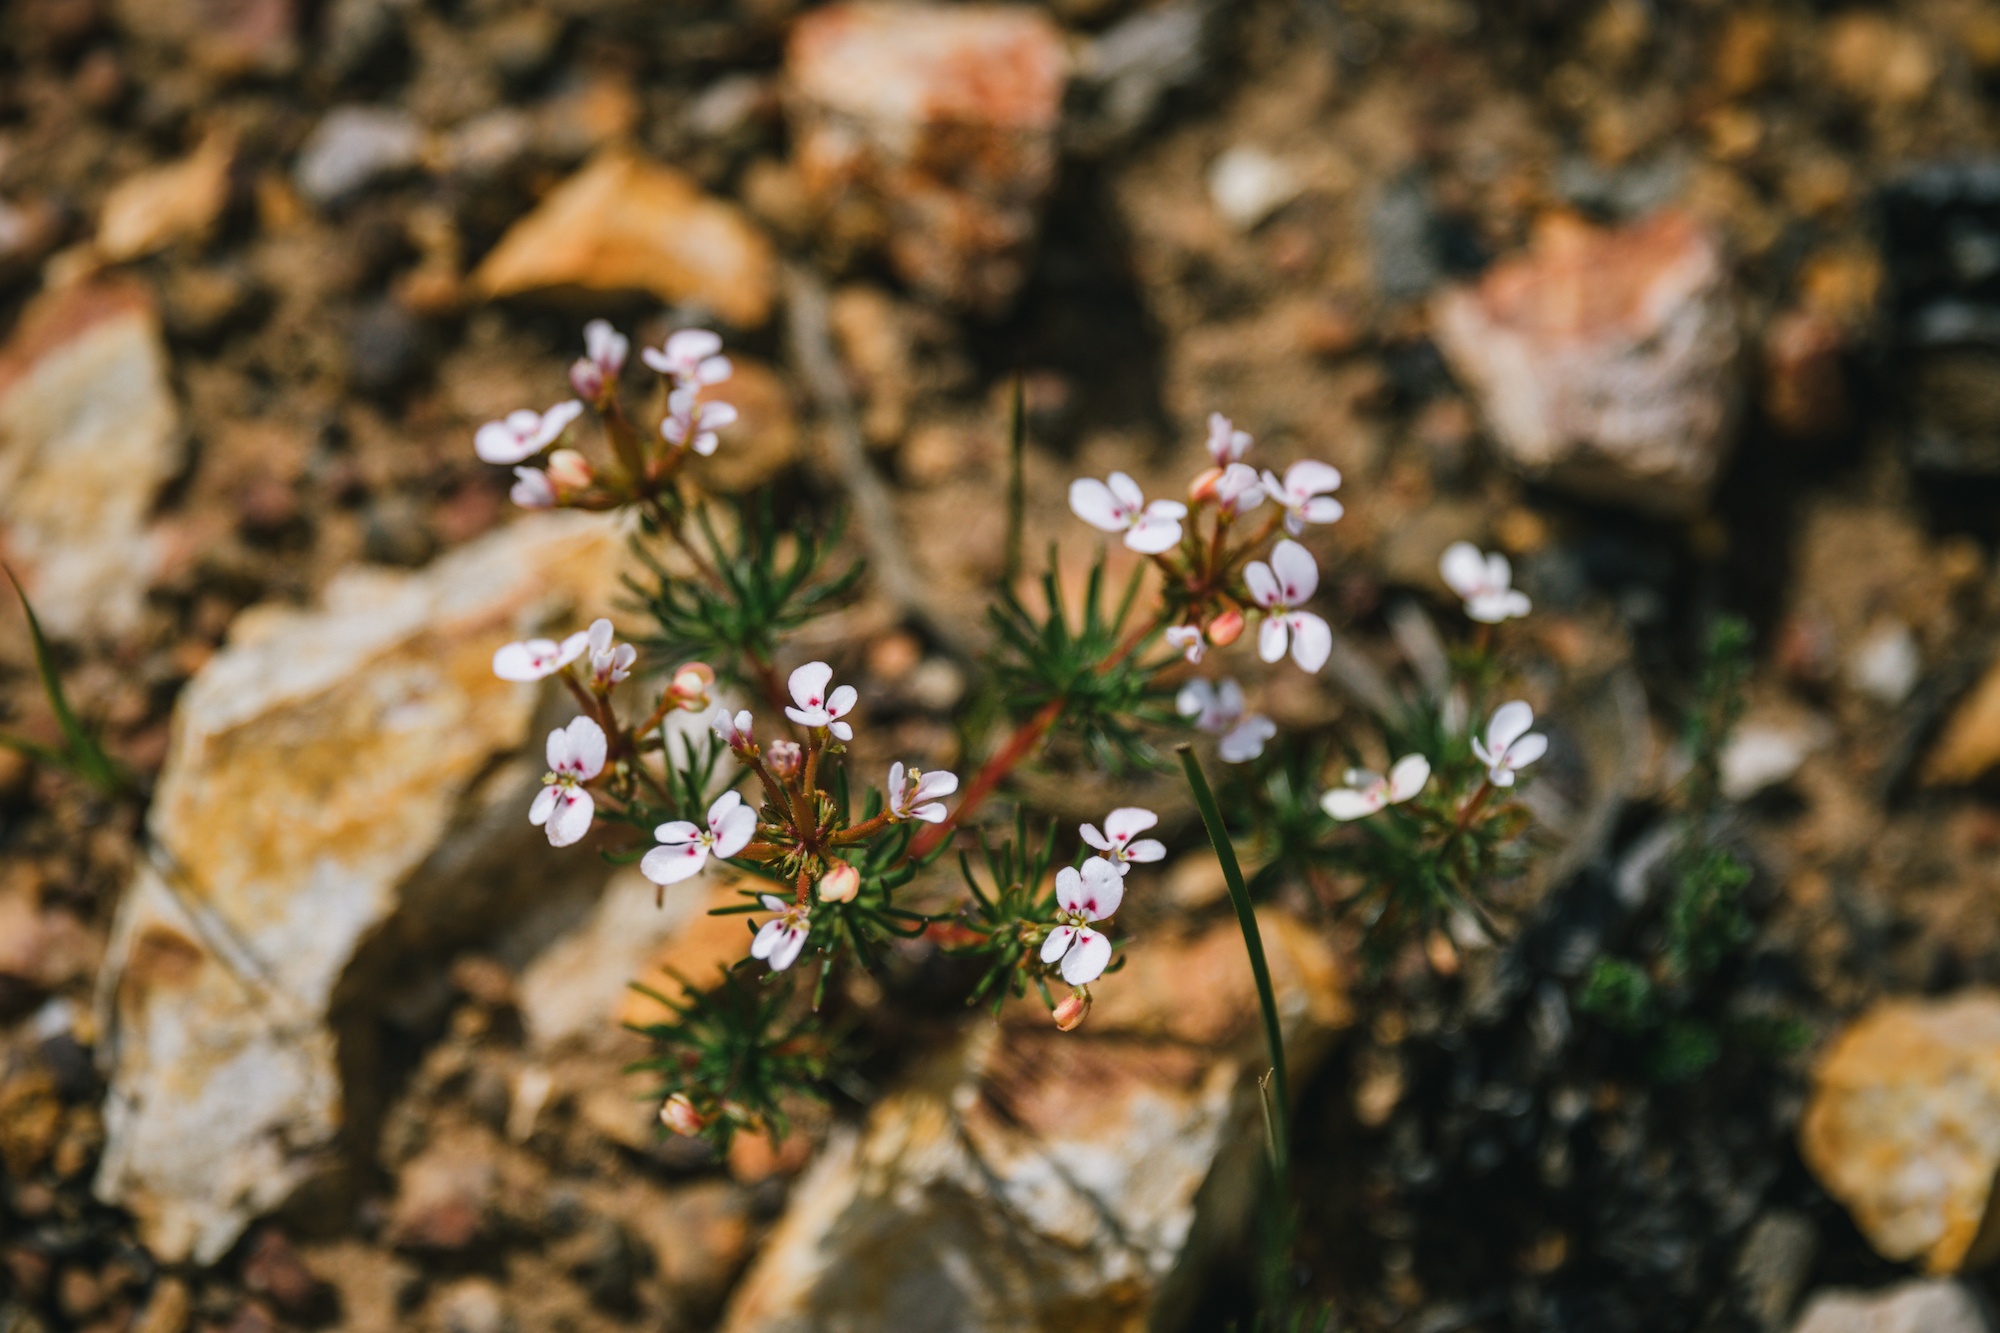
0, 279, 182, 639
239, 1228, 330, 1320
720, 912, 1346, 1332
113, 0, 297, 76
434, 1277, 511, 1333
1822, 14, 1936, 110
517, 869, 718, 1050
472, 150, 775, 328
96, 132, 234, 263
1720, 713, 1832, 800
1799, 993, 2000, 1272
387, 1140, 496, 1252
1737, 1210, 1817, 1331
0, 195, 63, 280
1848, 623, 1921, 706
93, 512, 623, 1264
0, 883, 94, 1014
131, 1276, 191, 1333
1762, 307, 1848, 441
785, 2, 1068, 312
1208, 146, 1302, 231
1791, 1280, 1991, 1333
1432, 210, 1743, 517
294, 106, 425, 208
638, 1181, 754, 1314
1924, 653, 2000, 786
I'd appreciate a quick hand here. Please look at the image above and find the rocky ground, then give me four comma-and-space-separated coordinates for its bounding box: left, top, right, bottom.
10, 0, 2000, 1330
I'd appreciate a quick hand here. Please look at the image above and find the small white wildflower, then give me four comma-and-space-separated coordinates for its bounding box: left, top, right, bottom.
531, 716, 606, 847
1322, 754, 1431, 821
1175, 678, 1278, 763
1260, 460, 1343, 535
641, 329, 732, 386
751, 895, 811, 971
661, 386, 738, 457
510, 466, 555, 510
1080, 807, 1166, 875
1245, 539, 1332, 672
1439, 542, 1531, 624
1472, 701, 1547, 787
1206, 412, 1253, 466
1069, 471, 1188, 555
493, 630, 589, 682
1214, 462, 1265, 515
641, 790, 758, 886
887, 762, 957, 823
570, 319, 628, 399
1165, 624, 1206, 664
711, 707, 754, 749
475, 401, 584, 465
784, 662, 857, 740
584, 618, 636, 688
1040, 858, 1123, 985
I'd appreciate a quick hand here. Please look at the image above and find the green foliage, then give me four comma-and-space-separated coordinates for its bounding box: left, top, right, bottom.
947, 811, 1064, 1013
987, 551, 1175, 768
0, 567, 129, 799
630, 494, 862, 682
1579, 957, 1655, 1033
626, 966, 829, 1149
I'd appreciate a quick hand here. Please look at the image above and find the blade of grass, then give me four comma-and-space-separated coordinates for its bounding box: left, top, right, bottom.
5, 565, 126, 798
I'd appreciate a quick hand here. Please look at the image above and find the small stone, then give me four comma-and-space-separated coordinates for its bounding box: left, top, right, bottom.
294, 106, 424, 208
131, 1277, 191, 1333
114, 0, 297, 75
1763, 308, 1848, 440
0, 196, 63, 279
0, 887, 93, 1013
1924, 653, 2000, 785
828, 285, 914, 447
346, 300, 425, 396
519, 870, 723, 1050
472, 150, 775, 328
1737, 1210, 1817, 1330
637, 1181, 753, 1314
1849, 623, 1921, 706
1823, 14, 1936, 110
96, 132, 234, 263
1791, 1280, 1992, 1333
786, 2, 1069, 312
387, 1142, 496, 1252
240, 1228, 329, 1319
1720, 713, 1831, 800
0, 278, 183, 639
435, 1278, 510, 1333
1432, 210, 1743, 517
1208, 145, 1302, 231
1800, 993, 2000, 1272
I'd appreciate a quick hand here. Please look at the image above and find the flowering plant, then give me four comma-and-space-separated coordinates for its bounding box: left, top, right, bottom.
473, 325, 1559, 1149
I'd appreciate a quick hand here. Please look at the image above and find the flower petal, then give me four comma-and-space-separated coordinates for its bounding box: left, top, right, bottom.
564, 716, 608, 779
1124, 512, 1183, 554
544, 789, 595, 847
1387, 753, 1432, 803
1078, 858, 1125, 918
1041, 924, 1077, 966
1243, 560, 1280, 608
1078, 824, 1112, 853
1507, 731, 1549, 770
653, 820, 700, 844
1124, 838, 1166, 864
1270, 539, 1319, 602
770, 925, 808, 971
1300, 496, 1344, 525
1322, 787, 1384, 821
1054, 865, 1086, 913
640, 841, 708, 885
750, 917, 787, 960
1068, 478, 1124, 532
713, 804, 758, 858
1176, 679, 1215, 719
1103, 808, 1158, 842
1283, 459, 1341, 498
1439, 542, 1487, 597
826, 685, 857, 717
705, 789, 742, 832
529, 786, 557, 827
1258, 616, 1289, 664
1486, 701, 1535, 755
1107, 471, 1145, 510
1061, 928, 1113, 985
1218, 715, 1277, 763
788, 661, 833, 711
1288, 612, 1332, 672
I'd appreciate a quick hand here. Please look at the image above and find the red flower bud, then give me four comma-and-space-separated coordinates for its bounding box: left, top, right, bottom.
1052, 990, 1090, 1032
1208, 608, 1245, 646
818, 861, 861, 903
660, 1093, 706, 1136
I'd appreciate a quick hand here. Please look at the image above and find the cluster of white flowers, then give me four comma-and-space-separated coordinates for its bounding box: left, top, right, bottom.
1040, 807, 1160, 985
647, 329, 737, 457
1176, 678, 1277, 764
1317, 700, 1546, 823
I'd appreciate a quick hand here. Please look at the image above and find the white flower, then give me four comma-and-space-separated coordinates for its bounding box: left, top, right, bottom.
1069, 472, 1188, 555
1040, 858, 1123, 985
641, 329, 732, 386
1321, 755, 1431, 820
1175, 678, 1278, 763
584, 618, 636, 688
510, 466, 555, 510
531, 716, 606, 847
1259, 460, 1343, 535
475, 401, 584, 464
1214, 462, 1265, 515
751, 895, 810, 971
1080, 807, 1165, 875
887, 762, 957, 823
1206, 412, 1253, 466
662, 387, 738, 457
641, 790, 758, 886
1439, 542, 1531, 624
1245, 539, 1332, 672
1472, 700, 1548, 787
493, 630, 589, 682
711, 707, 754, 749
1165, 624, 1205, 664
784, 662, 857, 740
570, 319, 628, 399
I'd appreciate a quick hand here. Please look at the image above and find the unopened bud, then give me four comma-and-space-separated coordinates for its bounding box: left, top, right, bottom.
818, 861, 860, 904
1207, 608, 1245, 646
546, 448, 593, 494
568, 357, 606, 403
1188, 466, 1225, 502
1052, 990, 1090, 1032
669, 662, 714, 710
766, 739, 802, 779
660, 1093, 706, 1136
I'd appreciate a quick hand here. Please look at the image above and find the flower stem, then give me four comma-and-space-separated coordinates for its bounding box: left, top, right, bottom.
1177, 743, 1289, 1179
908, 696, 1063, 859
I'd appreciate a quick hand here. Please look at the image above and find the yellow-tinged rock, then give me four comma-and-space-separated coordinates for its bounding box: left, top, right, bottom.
1925, 657, 2000, 785
1800, 992, 2000, 1273
96, 133, 235, 263
473, 151, 775, 327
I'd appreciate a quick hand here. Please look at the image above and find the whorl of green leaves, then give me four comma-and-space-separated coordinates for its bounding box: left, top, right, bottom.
948, 811, 1063, 1013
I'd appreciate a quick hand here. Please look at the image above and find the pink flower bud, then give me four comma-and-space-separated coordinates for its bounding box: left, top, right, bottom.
546, 448, 593, 495
766, 740, 802, 779
660, 1093, 706, 1136
1208, 608, 1245, 647
1052, 990, 1090, 1032
1188, 466, 1225, 502
818, 861, 860, 904
669, 662, 714, 710
569, 357, 606, 402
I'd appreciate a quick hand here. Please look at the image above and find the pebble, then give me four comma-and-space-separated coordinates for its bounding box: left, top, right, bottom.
294, 106, 425, 207
1208, 145, 1303, 231
96, 132, 234, 263
1923, 650, 2000, 785
1791, 1280, 1992, 1333
1720, 715, 1831, 800
1848, 622, 1921, 706
435, 1278, 511, 1333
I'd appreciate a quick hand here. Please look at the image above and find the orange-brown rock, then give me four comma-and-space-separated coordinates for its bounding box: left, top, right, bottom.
96, 133, 235, 263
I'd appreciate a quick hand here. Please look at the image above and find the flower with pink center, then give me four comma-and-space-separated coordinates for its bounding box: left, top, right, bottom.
887, 762, 957, 823
531, 716, 606, 847
1165, 624, 1205, 664
510, 467, 555, 510
711, 707, 754, 750
1259, 460, 1344, 535
641, 329, 732, 386
1439, 542, 1531, 624
641, 790, 758, 887
751, 895, 811, 971
661, 387, 738, 457
1472, 701, 1547, 787
818, 861, 860, 903
493, 629, 589, 682
1245, 539, 1332, 672
1176, 678, 1278, 763
475, 401, 584, 465
1040, 858, 1123, 985
1069, 472, 1188, 555
583, 618, 636, 688
1206, 412, 1253, 466
1321, 754, 1431, 821
1214, 462, 1265, 515
784, 662, 857, 740
665, 663, 714, 712
1080, 807, 1166, 875
570, 319, 628, 400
